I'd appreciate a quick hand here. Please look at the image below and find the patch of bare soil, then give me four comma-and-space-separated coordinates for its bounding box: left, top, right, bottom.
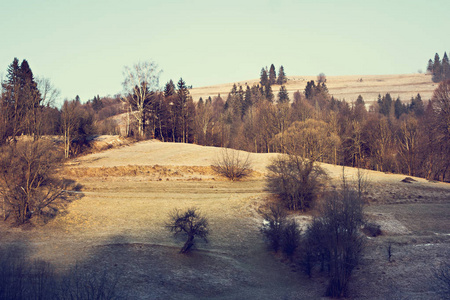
1, 141, 449, 299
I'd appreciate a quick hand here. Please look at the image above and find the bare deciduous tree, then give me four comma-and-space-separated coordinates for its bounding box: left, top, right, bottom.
212, 148, 252, 181
122, 61, 162, 138
0, 140, 74, 224
266, 154, 327, 211
166, 208, 209, 253
301, 181, 365, 298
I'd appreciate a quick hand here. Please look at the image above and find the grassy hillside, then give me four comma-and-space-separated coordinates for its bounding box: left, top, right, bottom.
189, 73, 437, 105
1, 141, 448, 299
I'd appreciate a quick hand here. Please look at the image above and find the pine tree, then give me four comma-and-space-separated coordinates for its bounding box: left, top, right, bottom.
244, 85, 252, 110
304, 80, 316, 100
355, 95, 364, 106
260, 68, 268, 86
164, 80, 176, 98
265, 84, 274, 102
277, 85, 289, 103
409, 94, 424, 116
394, 97, 406, 119
426, 59, 433, 74
277, 65, 287, 85
269, 64, 277, 85
1, 58, 42, 142
432, 53, 443, 83
442, 52, 450, 80
175, 78, 191, 142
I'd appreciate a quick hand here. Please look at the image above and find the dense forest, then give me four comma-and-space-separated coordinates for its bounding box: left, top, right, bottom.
1, 58, 449, 181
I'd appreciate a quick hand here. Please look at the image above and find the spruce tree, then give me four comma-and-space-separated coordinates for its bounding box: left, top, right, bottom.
432, 53, 443, 83
277, 65, 287, 85
265, 84, 274, 102
269, 64, 277, 85
164, 80, 176, 97
277, 85, 289, 103
260, 68, 268, 86
356, 95, 364, 106
244, 85, 252, 110
427, 59, 433, 74
442, 52, 450, 80
304, 80, 316, 100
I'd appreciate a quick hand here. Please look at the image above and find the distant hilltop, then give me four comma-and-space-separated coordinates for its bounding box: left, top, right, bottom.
190, 73, 436, 105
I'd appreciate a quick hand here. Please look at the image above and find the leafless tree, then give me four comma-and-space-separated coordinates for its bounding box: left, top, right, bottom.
317, 72, 327, 84
166, 207, 209, 253
266, 154, 327, 211
122, 61, 162, 138
0, 140, 74, 224
212, 148, 252, 181
261, 204, 287, 252
302, 181, 365, 298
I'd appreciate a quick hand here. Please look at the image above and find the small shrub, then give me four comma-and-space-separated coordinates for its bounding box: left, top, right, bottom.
261, 205, 301, 258
281, 220, 301, 258
166, 207, 209, 253
261, 204, 286, 252
212, 148, 252, 181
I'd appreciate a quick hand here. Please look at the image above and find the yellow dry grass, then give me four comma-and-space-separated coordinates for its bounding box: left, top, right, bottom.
189, 73, 436, 104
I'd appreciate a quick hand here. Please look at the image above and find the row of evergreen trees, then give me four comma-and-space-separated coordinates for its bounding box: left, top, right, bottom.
427, 52, 450, 82
260, 64, 287, 86
0, 58, 43, 144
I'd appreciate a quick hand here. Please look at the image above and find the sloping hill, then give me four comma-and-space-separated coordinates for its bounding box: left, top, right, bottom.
69, 139, 450, 204
189, 73, 437, 105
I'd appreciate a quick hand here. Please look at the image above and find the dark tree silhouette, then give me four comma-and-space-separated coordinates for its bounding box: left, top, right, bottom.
166, 208, 209, 253
260, 68, 268, 86
269, 64, 277, 85
277, 65, 287, 85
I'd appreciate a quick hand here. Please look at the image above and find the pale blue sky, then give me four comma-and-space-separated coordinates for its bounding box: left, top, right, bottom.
1, 0, 448, 105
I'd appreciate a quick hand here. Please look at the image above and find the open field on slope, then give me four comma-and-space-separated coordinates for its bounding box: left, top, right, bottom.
1, 139, 449, 299
189, 73, 436, 105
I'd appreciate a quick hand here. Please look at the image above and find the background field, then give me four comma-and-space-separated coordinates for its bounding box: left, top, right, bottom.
189, 73, 437, 105
1, 140, 449, 299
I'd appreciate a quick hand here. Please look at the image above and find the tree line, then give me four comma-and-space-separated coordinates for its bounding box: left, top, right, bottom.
1, 58, 449, 181
427, 52, 450, 83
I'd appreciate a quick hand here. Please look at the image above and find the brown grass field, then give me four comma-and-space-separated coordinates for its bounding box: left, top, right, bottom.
189, 73, 437, 105
1, 139, 449, 299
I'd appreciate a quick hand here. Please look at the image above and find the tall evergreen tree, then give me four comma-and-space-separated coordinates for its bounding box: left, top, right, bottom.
409, 94, 424, 116
176, 78, 193, 143
304, 80, 316, 100
260, 68, 268, 86
277, 85, 289, 103
269, 64, 277, 85
355, 95, 364, 106
164, 80, 176, 98
442, 52, 450, 80
277, 65, 287, 85
432, 53, 442, 83
265, 84, 274, 102
426, 59, 433, 74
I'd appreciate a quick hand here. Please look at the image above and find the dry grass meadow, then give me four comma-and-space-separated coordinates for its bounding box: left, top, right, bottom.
1, 139, 449, 299
189, 73, 437, 105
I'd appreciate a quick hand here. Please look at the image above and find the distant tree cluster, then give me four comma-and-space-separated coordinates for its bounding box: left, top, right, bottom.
260, 64, 287, 86
427, 52, 450, 83
196, 77, 449, 181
